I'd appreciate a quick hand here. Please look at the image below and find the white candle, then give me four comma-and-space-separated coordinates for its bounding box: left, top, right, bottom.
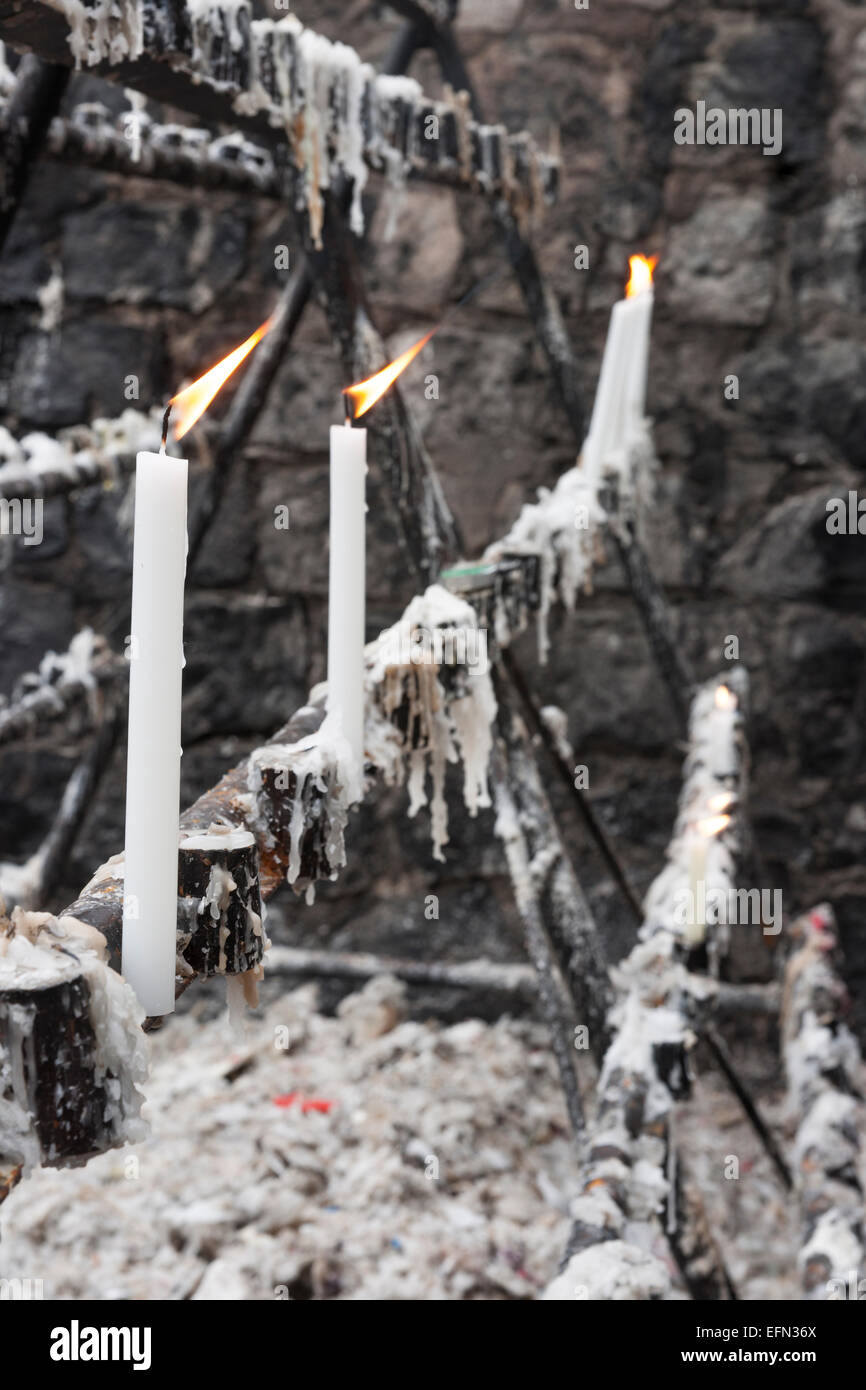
328, 422, 367, 772
582, 256, 656, 487
122, 448, 188, 1016
582, 296, 632, 487
625, 285, 654, 433
708, 685, 738, 777
686, 837, 707, 946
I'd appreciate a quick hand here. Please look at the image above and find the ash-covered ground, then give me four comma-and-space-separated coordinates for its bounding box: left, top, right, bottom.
1, 976, 800, 1301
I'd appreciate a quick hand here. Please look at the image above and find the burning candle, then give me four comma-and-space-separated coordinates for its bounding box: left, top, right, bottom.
708, 684, 738, 778
122, 321, 269, 1016
624, 254, 657, 433
333, 331, 435, 774
582, 254, 657, 488
685, 811, 732, 947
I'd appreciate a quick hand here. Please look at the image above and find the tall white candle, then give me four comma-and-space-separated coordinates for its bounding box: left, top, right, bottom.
122, 448, 188, 1017
708, 686, 738, 777
686, 837, 707, 947
328, 422, 367, 772
582, 297, 632, 487
582, 256, 656, 487
625, 285, 654, 433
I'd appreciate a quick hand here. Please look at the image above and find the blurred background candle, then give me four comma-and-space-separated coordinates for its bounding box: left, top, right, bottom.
709, 684, 738, 777
582, 254, 657, 487
624, 254, 657, 434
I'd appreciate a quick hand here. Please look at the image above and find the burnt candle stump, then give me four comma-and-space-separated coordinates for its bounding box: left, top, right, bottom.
0, 914, 147, 1172
249, 762, 344, 901
0, 973, 109, 1165
178, 830, 264, 978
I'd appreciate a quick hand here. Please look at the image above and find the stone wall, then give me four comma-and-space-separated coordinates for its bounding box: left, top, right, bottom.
1, 0, 864, 1029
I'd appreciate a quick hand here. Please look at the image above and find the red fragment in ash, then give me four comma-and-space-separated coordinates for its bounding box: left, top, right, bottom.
272, 1092, 335, 1114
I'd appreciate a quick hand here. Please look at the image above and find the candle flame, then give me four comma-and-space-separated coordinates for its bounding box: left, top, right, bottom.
625, 254, 657, 299
696, 813, 731, 839
707, 791, 736, 814
171, 318, 272, 440
344, 329, 436, 420
715, 684, 737, 711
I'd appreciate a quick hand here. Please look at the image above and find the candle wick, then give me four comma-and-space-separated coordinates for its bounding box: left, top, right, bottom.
161, 402, 173, 451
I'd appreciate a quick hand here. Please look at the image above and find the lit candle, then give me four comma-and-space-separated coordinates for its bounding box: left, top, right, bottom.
708, 684, 738, 778
333, 330, 436, 776
624, 257, 656, 433
582, 254, 657, 488
328, 420, 367, 771
685, 811, 731, 948
122, 320, 270, 1016
686, 835, 707, 948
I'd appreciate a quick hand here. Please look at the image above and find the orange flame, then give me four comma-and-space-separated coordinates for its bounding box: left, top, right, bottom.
715, 684, 737, 711
171, 318, 272, 440
344, 330, 436, 420
707, 791, 736, 814
696, 813, 731, 839
625, 254, 657, 299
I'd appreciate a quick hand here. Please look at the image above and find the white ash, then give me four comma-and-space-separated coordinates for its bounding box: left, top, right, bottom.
0, 980, 583, 1300
542, 1241, 671, 1301
676, 1062, 801, 1300
0, 973, 812, 1299
336, 972, 407, 1047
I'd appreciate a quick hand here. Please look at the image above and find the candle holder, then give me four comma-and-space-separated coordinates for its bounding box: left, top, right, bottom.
0, 913, 147, 1169
248, 742, 353, 902
178, 829, 265, 978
